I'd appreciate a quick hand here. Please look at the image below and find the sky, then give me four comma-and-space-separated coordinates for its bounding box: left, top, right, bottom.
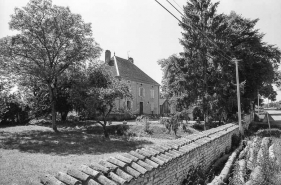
1, 0, 281, 100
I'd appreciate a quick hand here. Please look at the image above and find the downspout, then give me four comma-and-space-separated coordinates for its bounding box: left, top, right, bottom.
136, 82, 138, 115
158, 85, 160, 115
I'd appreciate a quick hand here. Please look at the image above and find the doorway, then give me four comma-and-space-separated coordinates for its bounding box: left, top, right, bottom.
140, 102, 143, 115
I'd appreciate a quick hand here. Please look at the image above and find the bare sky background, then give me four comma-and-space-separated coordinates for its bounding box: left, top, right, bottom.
1, 0, 281, 100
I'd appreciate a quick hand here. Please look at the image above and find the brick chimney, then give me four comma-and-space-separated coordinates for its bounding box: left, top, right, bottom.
105, 50, 111, 63
128, 57, 134, 64
105, 50, 114, 66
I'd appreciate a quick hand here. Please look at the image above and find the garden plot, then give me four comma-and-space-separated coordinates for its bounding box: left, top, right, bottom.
208, 136, 281, 185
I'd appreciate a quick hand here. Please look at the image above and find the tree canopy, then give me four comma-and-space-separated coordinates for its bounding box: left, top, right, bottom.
69, 64, 132, 138
158, 0, 281, 125
0, 0, 102, 131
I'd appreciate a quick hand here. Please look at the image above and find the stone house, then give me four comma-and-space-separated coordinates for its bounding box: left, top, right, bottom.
105, 50, 160, 115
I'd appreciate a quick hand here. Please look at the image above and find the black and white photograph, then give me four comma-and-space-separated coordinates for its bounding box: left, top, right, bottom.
0, 0, 281, 184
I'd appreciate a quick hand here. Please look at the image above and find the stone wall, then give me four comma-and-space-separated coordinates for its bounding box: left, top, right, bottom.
40, 124, 239, 185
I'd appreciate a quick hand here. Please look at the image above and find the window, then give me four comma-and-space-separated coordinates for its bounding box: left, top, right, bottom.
150, 89, 154, 98
139, 87, 145, 97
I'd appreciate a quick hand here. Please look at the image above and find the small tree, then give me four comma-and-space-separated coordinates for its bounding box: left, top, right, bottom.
71, 65, 132, 138
0, 0, 101, 132
88, 68, 132, 138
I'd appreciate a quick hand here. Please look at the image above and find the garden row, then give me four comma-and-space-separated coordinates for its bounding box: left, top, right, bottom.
207, 135, 280, 185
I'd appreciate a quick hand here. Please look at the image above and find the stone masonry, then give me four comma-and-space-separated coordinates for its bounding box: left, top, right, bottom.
40, 123, 239, 185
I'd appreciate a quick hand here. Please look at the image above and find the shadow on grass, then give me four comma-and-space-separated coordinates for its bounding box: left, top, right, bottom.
0, 129, 153, 155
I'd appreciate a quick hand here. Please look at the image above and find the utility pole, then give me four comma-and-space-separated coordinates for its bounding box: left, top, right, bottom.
258, 90, 260, 121
233, 58, 244, 136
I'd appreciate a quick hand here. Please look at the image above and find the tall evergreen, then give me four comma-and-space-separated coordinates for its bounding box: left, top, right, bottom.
158, 0, 281, 126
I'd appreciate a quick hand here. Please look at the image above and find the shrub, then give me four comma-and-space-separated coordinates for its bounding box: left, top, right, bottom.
191, 122, 204, 131
143, 120, 153, 134
136, 115, 153, 134
231, 134, 241, 149
256, 129, 281, 138
254, 113, 261, 121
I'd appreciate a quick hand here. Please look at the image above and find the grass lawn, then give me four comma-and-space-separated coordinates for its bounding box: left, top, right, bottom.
0, 120, 200, 185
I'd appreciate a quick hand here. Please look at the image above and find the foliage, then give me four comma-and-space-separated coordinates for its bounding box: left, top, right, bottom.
193, 107, 204, 121
18, 76, 51, 118
0, 89, 29, 125
158, 0, 234, 128
222, 12, 280, 110
143, 120, 152, 134
159, 115, 180, 136
70, 65, 132, 138
256, 129, 281, 138
181, 166, 211, 185
136, 115, 153, 134
0, 0, 102, 131
158, 0, 281, 126
229, 136, 281, 185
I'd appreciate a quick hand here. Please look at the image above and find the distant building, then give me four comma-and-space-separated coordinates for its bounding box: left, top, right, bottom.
159, 99, 170, 116
105, 50, 160, 115
169, 96, 195, 120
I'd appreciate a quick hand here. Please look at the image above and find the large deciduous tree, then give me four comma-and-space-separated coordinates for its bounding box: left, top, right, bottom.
220, 11, 280, 111
0, 0, 101, 132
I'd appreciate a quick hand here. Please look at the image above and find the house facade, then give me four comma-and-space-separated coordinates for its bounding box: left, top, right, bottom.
105, 50, 160, 115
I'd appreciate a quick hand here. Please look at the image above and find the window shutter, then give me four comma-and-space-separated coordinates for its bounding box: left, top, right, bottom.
139, 87, 145, 97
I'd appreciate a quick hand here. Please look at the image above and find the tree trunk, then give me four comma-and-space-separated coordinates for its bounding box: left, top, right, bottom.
51, 99, 58, 132
203, 56, 208, 131
49, 84, 59, 133
102, 124, 109, 138
61, 111, 68, 122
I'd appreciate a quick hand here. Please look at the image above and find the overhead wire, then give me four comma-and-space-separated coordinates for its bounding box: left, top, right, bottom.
166, 0, 233, 62
156, 0, 233, 62
171, 0, 182, 10
155, 0, 182, 23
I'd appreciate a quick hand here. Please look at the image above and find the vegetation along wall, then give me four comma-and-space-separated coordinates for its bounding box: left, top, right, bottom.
40, 124, 239, 185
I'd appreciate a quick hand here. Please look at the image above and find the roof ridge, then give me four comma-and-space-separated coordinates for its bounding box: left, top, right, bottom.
114, 56, 160, 86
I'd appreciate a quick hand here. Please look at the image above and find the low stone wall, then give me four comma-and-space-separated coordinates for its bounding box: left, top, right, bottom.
40, 124, 239, 185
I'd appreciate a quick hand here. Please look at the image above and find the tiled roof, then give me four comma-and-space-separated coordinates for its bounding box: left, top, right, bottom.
159, 99, 167, 105
109, 56, 160, 86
